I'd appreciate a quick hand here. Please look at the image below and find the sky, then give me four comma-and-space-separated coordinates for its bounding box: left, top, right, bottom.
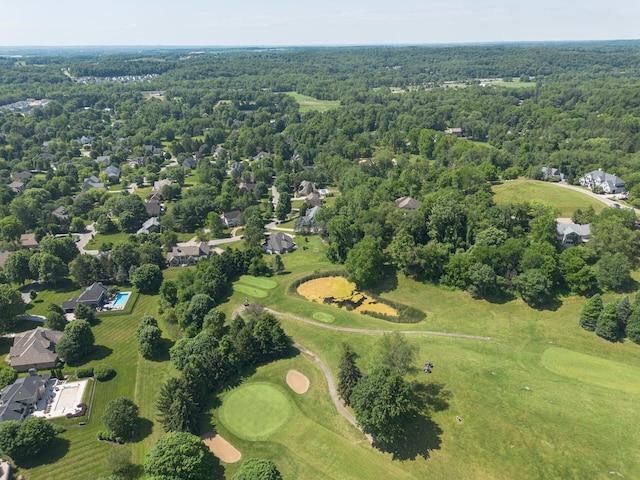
0, 0, 638, 47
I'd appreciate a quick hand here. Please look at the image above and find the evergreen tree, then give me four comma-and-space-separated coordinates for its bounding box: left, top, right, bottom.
626, 308, 640, 344
337, 343, 362, 406
595, 302, 620, 342
616, 296, 632, 330
579, 294, 603, 332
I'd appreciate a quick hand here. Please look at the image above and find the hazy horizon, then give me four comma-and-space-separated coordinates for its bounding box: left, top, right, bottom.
1, 1, 638, 47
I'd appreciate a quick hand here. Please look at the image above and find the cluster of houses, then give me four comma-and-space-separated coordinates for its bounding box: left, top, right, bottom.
579, 168, 626, 194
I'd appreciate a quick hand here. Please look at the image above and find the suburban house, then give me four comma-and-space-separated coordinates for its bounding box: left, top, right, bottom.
12, 170, 33, 182
151, 179, 173, 199
296, 180, 316, 197
396, 196, 422, 210
0, 373, 50, 422
579, 169, 626, 194
557, 223, 591, 249
137, 217, 160, 235
8, 181, 24, 194
253, 151, 271, 161
295, 206, 321, 233
8, 328, 63, 372
263, 232, 296, 254
128, 156, 146, 168
166, 242, 210, 267
20, 233, 39, 249
103, 165, 120, 179
144, 200, 162, 217
221, 210, 241, 228
82, 176, 105, 190
305, 192, 322, 207
445, 127, 463, 137
143, 144, 163, 155
541, 167, 566, 181
0, 251, 10, 270
182, 156, 197, 169
230, 161, 247, 176
94, 155, 110, 165
52, 206, 69, 220
62, 282, 108, 312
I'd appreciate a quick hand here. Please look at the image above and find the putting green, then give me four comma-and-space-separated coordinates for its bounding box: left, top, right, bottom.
219, 383, 293, 441
312, 312, 335, 323
542, 347, 640, 394
234, 284, 269, 298
238, 275, 278, 289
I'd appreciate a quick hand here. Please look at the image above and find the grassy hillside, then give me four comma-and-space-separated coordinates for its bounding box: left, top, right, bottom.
492, 179, 605, 217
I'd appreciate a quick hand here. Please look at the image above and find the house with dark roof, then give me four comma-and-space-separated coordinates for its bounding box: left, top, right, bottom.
12, 171, 33, 182
182, 156, 197, 169
144, 200, 162, 217
396, 196, 422, 210
263, 232, 296, 254
167, 243, 210, 267
62, 282, 108, 312
8, 327, 63, 372
221, 210, 241, 228
94, 155, 111, 165
295, 206, 321, 234
82, 176, 105, 191
230, 161, 247, 175
579, 169, 626, 194
52, 206, 69, 220
0, 374, 50, 422
296, 180, 315, 197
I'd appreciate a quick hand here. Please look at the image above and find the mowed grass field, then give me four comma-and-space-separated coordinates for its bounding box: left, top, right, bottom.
492, 179, 606, 217
215, 236, 640, 479
16, 232, 640, 479
286, 92, 341, 113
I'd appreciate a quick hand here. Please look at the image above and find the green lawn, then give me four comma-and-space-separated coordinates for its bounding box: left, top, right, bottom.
285, 92, 341, 113
85, 231, 134, 250
492, 179, 605, 217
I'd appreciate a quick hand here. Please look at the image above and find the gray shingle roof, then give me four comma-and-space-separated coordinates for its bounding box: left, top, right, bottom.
9, 327, 63, 370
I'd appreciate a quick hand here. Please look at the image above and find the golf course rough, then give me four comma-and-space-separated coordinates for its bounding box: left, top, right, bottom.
219, 383, 293, 441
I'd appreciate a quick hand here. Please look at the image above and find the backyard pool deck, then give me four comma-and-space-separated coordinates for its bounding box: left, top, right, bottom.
32, 379, 89, 419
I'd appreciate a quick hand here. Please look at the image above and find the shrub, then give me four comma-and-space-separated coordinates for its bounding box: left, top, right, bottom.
0, 368, 17, 389
76, 366, 94, 378
97, 431, 124, 444
94, 364, 115, 381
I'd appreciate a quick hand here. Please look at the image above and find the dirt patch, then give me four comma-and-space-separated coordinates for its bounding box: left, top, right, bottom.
286, 369, 310, 394
201, 432, 241, 463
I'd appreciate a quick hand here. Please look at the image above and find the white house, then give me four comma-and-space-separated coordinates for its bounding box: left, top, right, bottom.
579, 169, 626, 194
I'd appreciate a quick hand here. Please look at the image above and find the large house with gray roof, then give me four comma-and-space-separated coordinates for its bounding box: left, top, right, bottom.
579, 169, 626, 194
557, 223, 591, 249
0, 374, 50, 422
62, 282, 108, 312
8, 327, 63, 372
263, 232, 296, 254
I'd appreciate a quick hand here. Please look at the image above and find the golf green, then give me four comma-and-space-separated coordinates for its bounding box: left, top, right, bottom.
234, 284, 269, 298
238, 275, 278, 289
219, 383, 293, 441
312, 311, 335, 323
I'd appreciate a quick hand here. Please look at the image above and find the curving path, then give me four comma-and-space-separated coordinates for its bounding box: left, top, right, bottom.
263, 307, 491, 340
292, 341, 372, 442
549, 181, 640, 214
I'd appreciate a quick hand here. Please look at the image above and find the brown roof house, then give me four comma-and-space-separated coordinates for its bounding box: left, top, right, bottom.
8, 327, 63, 372
20, 233, 39, 249
263, 232, 296, 254
167, 242, 210, 267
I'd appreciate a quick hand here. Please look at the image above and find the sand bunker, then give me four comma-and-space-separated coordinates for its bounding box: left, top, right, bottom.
201, 432, 241, 463
286, 369, 310, 394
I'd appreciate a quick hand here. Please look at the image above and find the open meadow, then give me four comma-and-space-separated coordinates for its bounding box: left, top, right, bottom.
492, 179, 606, 217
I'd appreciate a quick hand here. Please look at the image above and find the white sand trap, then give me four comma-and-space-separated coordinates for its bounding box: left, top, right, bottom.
286, 369, 310, 394
201, 432, 241, 463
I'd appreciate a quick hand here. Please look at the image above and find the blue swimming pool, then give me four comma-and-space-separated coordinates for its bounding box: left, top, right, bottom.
112, 292, 131, 308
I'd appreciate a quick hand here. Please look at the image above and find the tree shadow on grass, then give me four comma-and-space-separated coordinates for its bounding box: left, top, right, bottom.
369, 265, 399, 294
17, 436, 70, 468
530, 297, 563, 312
132, 417, 154, 443
375, 414, 443, 461
70, 345, 113, 366
414, 381, 453, 413
149, 338, 175, 363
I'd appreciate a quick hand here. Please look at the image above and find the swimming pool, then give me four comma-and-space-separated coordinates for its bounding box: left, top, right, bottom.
112, 292, 131, 308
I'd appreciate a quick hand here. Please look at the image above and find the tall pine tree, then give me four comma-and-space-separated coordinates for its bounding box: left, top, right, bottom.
580, 294, 603, 332
595, 302, 619, 342
337, 343, 362, 406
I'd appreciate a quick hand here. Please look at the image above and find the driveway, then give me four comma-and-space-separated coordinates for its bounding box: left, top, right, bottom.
73, 223, 99, 255
550, 182, 640, 215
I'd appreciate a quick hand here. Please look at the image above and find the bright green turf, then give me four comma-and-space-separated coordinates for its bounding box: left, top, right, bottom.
234, 284, 269, 298
218, 383, 293, 440
492, 179, 605, 216
285, 92, 341, 113
238, 275, 278, 289
312, 312, 335, 323
542, 347, 640, 394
